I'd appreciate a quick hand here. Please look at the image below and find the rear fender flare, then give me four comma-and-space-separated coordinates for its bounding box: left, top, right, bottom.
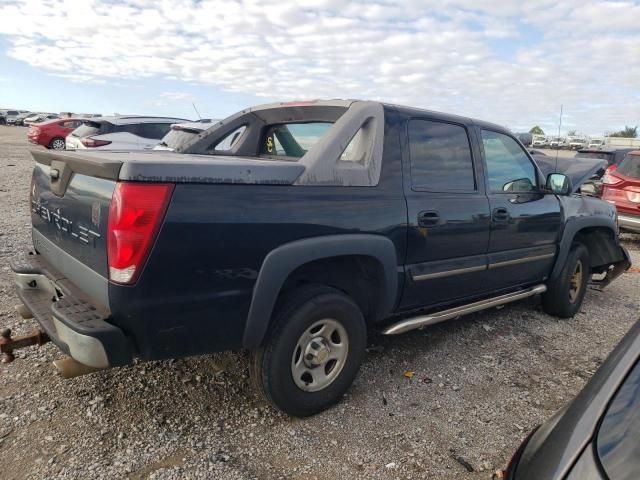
242, 234, 398, 349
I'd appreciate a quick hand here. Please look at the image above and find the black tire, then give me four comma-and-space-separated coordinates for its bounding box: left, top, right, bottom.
48, 137, 66, 150
542, 244, 589, 318
250, 284, 367, 417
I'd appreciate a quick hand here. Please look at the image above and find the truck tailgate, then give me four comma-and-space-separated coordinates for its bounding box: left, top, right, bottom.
30, 150, 119, 302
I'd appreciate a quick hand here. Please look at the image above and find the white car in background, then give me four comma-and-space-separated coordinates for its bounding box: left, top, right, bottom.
531, 135, 548, 148
567, 136, 588, 150
549, 136, 567, 149
66, 116, 189, 150
23, 113, 60, 126
588, 138, 605, 149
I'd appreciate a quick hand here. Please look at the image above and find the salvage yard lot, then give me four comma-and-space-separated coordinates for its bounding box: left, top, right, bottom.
0, 125, 638, 480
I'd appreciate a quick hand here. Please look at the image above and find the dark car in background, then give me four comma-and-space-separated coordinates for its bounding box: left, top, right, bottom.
503, 319, 640, 480
602, 151, 640, 233
13, 111, 33, 126
576, 148, 635, 173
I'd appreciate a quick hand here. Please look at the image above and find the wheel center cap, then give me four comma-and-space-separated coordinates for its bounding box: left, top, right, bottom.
305, 337, 330, 366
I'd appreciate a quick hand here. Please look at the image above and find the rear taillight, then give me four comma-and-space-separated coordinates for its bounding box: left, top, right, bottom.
81, 137, 112, 148
107, 183, 174, 284
605, 164, 617, 174
626, 186, 640, 203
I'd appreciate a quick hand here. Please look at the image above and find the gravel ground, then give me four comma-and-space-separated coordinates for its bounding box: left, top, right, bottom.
1, 125, 638, 480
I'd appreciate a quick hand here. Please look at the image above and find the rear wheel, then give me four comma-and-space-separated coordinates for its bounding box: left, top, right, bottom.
250, 285, 367, 417
49, 137, 66, 150
542, 244, 589, 318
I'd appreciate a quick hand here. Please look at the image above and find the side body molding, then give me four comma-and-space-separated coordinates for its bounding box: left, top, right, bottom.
242, 234, 398, 348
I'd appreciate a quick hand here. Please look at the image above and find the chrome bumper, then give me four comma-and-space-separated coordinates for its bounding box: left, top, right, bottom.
618, 213, 640, 234
10, 252, 132, 368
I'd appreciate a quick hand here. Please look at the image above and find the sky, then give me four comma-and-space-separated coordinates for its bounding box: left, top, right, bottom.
0, 0, 638, 136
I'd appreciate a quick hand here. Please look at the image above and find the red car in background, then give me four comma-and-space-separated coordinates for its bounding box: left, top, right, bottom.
602, 150, 640, 233
27, 118, 85, 150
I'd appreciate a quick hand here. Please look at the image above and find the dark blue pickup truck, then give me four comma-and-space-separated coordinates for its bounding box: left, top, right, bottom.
7, 100, 631, 416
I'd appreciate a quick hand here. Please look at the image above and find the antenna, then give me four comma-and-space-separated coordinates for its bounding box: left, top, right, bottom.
555, 104, 563, 173
192, 102, 202, 120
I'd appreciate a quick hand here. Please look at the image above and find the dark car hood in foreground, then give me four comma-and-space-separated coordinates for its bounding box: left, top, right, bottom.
513, 320, 640, 480
533, 155, 607, 193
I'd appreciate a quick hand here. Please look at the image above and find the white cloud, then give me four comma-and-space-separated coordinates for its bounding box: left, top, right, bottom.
0, 0, 638, 134
159, 91, 196, 102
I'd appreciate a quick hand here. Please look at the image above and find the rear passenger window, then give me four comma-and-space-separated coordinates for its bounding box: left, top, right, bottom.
115, 124, 141, 135
139, 123, 172, 140
408, 119, 475, 191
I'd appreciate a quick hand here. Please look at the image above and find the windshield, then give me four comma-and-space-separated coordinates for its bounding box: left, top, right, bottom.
7, 110, 19, 115
617, 154, 640, 179
260, 122, 333, 158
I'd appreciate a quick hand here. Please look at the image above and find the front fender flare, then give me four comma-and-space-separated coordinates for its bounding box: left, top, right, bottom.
242, 234, 398, 349
551, 216, 622, 281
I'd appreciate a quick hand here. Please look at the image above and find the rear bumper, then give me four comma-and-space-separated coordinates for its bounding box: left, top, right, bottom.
618, 213, 640, 233
10, 252, 133, 368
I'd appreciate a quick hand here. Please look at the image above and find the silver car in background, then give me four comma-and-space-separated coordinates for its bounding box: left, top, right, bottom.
66, 116, 189, 150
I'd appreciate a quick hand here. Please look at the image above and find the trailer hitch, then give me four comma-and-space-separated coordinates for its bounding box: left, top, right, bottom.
0, 328, 50, 363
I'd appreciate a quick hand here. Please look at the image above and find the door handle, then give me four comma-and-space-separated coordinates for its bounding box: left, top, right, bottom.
492, 207, 509, 223
418, 210, 440, 227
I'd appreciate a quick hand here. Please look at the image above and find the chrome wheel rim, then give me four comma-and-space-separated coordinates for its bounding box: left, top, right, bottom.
291, 318, 349, 392
569, 260, 583, 303
52, 139, 65, 150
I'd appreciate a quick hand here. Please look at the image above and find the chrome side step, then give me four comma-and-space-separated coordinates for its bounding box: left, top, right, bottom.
382, 284, 547, 335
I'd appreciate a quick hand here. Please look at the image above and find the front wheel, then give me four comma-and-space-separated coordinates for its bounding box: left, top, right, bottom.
49, 137, 66, 150
250, 285, 367, 417
542, 244, 589, 318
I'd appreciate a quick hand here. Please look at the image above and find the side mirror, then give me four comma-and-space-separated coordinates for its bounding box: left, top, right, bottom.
546, 173, 572, 195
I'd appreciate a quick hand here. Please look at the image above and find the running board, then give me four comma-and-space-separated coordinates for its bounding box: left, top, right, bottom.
382, 284, 547, 335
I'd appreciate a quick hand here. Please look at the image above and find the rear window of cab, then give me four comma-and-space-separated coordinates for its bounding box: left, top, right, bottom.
260, 122, 333, 159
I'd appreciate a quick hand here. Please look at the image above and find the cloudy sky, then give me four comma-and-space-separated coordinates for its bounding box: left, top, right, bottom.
0, 0, 638, 135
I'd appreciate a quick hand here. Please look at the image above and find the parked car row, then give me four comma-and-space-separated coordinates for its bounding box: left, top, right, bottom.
1, 109, 103, 126
523, 134, 610, 151
25, 116, 190, 150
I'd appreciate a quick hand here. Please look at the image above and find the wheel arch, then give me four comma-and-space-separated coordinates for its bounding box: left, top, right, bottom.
242, 234, 398, 349
48, 136, 65, 149
551, 217, 625, 280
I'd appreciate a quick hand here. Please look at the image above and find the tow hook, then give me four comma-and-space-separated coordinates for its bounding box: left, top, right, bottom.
0, 328, 50, 363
